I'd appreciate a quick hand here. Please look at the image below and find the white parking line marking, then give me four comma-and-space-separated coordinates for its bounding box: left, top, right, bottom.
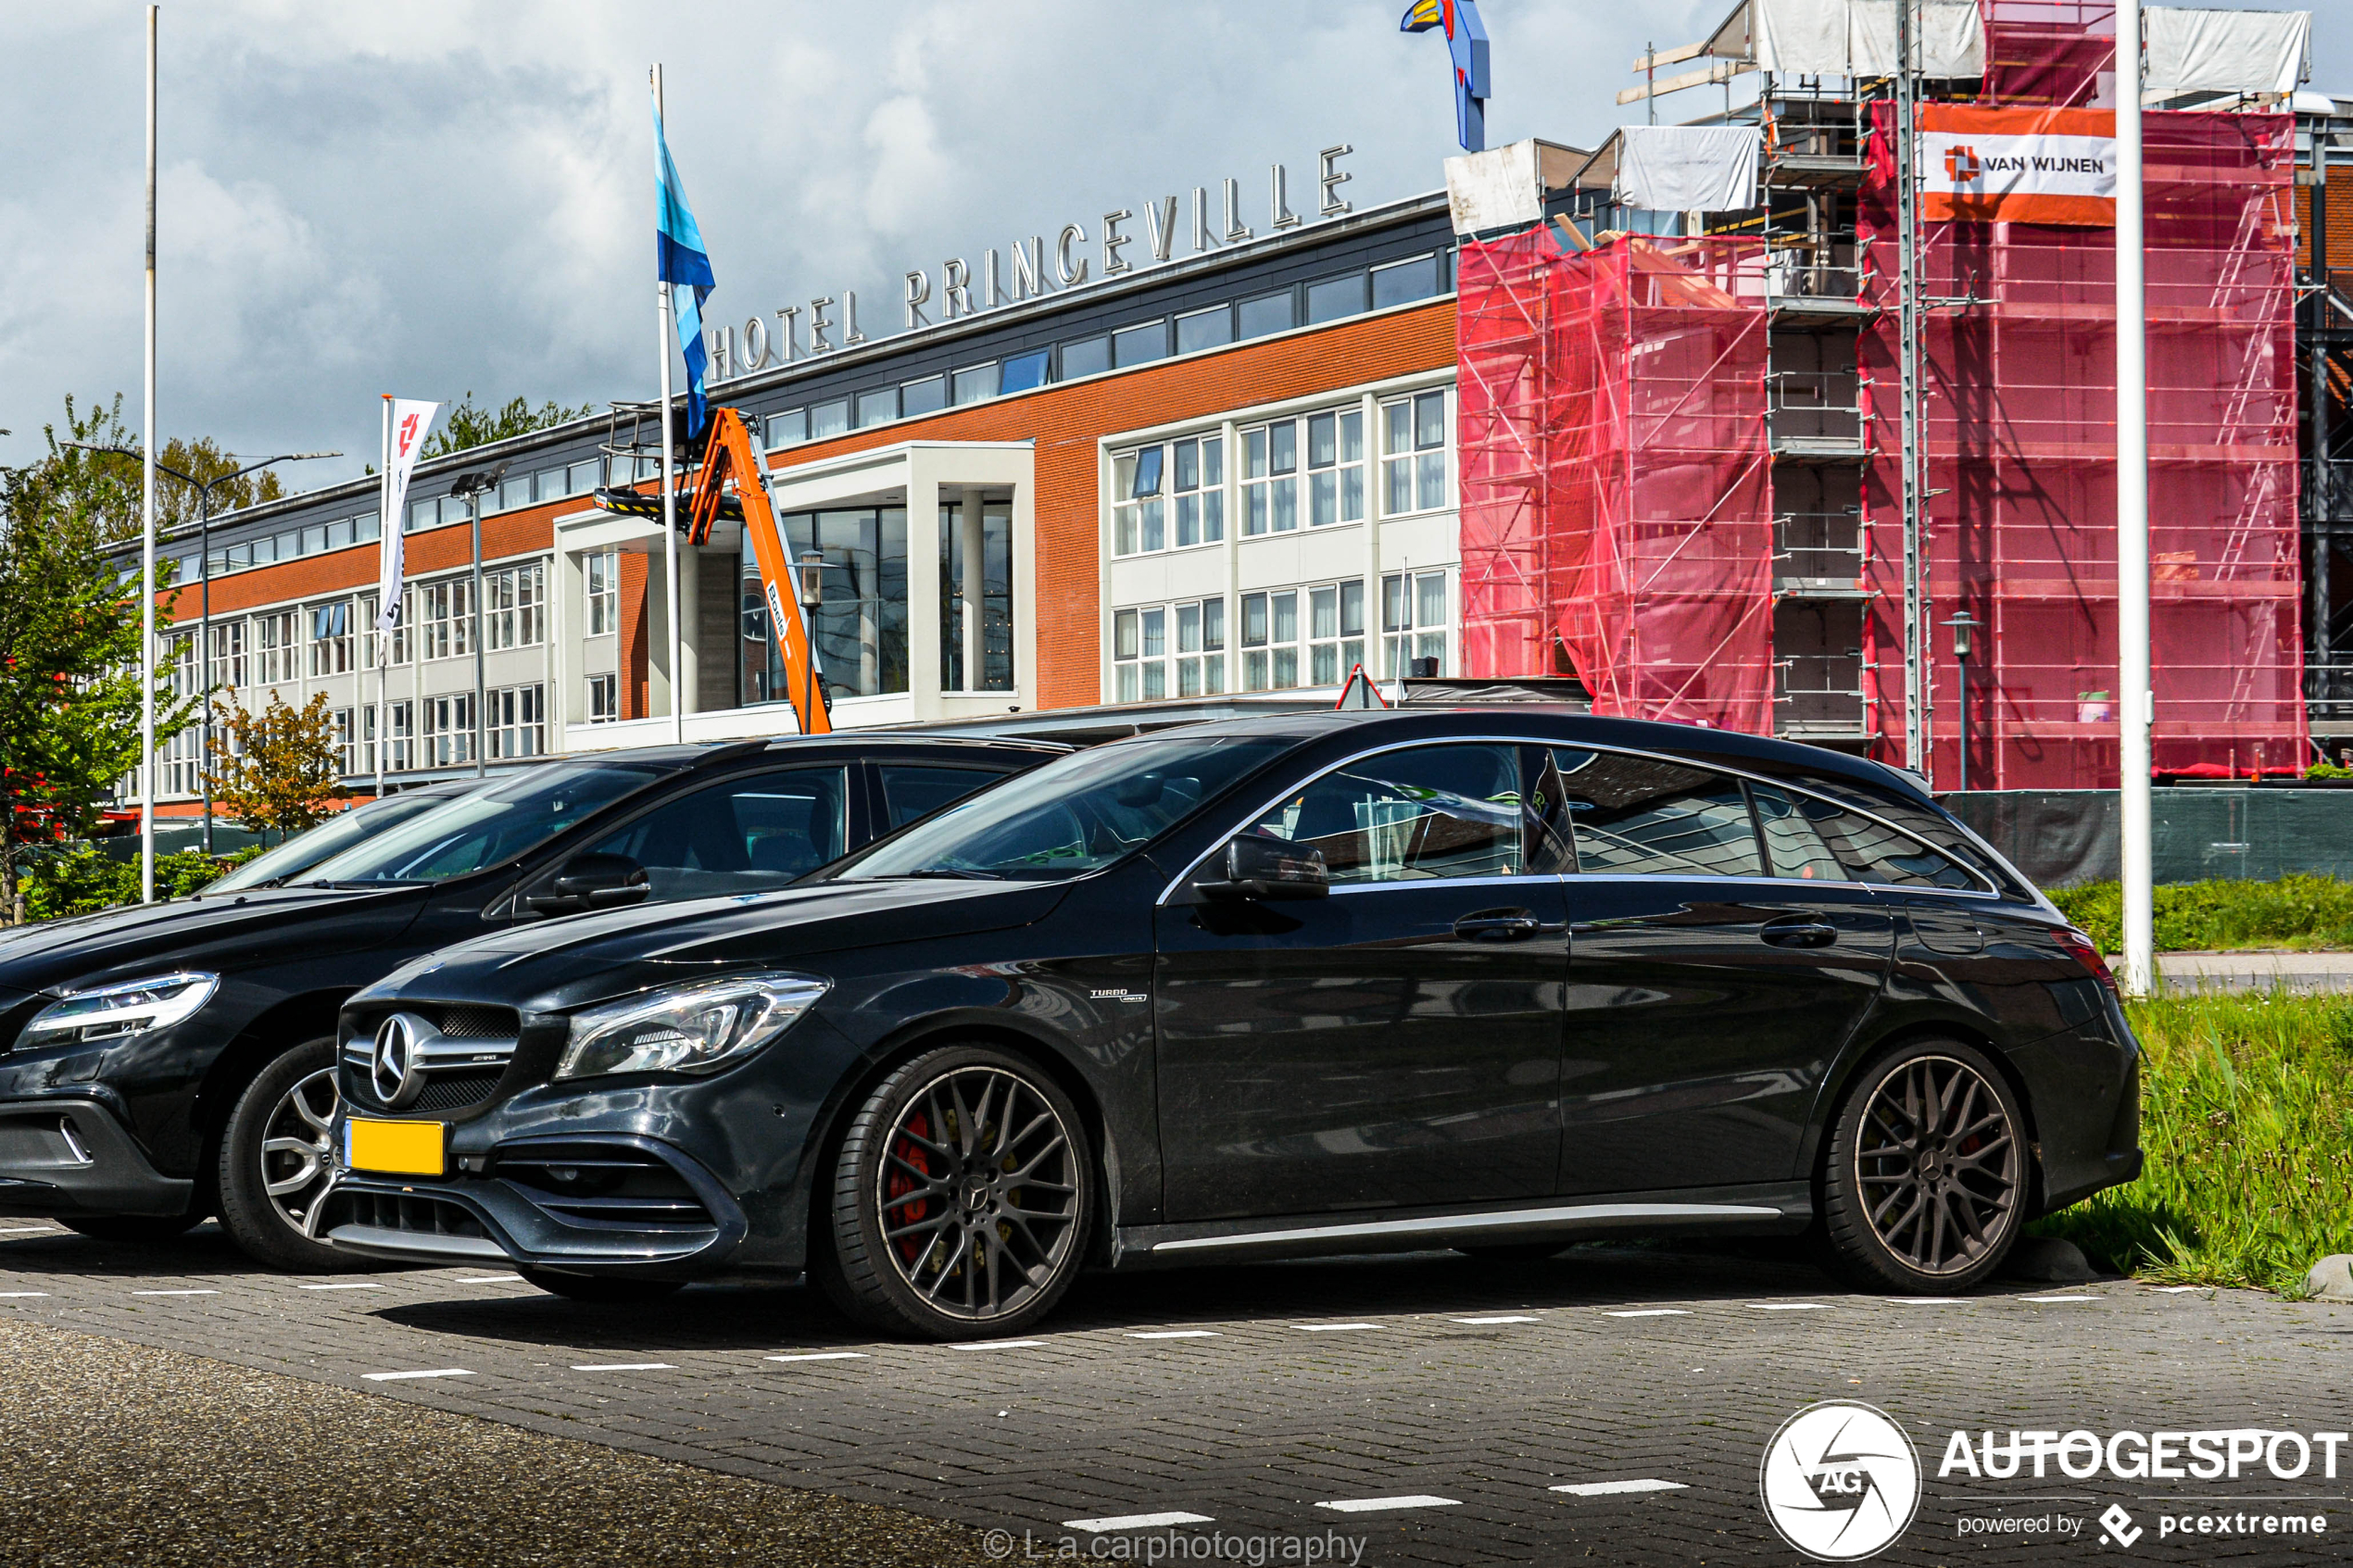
1604, 1309, 1689, 1318
572, 1362, 676, 1372
1747, 1303, 1834, 1311
132, 1289, 218, 1297
0, 1291, 50, 1298
1551, 1479, 1690, 1498
363, 1369, 473, 1381
1884, 1297, 1965, 1305
765, 1351, 869, 1363
0, 1225, 57, 1234
1452, 1315, 1541, 1324
1127, 1330, 1220, 1339
950, 1339, 1046, 1350
1296, 1323, 1378, 1332
451, 1273, 525, 1284
2146, 1285, 2205, 1293
1315, 1496, 1460, 1514
298, 1282, 384, 1290
2020, 1294, 2099, 1303
1065, 1512, 1215, 1533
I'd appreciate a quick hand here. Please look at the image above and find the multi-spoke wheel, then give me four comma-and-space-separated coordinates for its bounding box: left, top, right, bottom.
217, 1037, 370, 1273
1818, 1039, 2027, 1294
815, 1046, 1094, 1340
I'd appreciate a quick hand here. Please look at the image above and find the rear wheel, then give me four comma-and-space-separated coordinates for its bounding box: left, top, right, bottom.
58, 1213, 202, 1244
516, 1266, 687, 1304
1818, 1039, 2027, 1294
216, 1037, 370, 1273
814, 1045, 1094, 1341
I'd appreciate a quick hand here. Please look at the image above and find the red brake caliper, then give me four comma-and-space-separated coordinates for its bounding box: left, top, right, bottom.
885, 1111, 933, 1264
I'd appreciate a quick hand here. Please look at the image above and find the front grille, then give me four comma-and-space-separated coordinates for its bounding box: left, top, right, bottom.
332, 1188, 488, 1242
405, 1071, 505, 1114
434, 1006, 517, 1039
341, 1000, 523, 1117
495, 1142, 716, 1231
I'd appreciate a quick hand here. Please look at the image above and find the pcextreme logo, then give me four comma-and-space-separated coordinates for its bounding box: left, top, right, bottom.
1760, 1401, 1923, 1561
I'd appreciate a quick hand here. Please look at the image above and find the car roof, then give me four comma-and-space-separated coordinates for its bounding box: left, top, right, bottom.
560, 731, 1072, 773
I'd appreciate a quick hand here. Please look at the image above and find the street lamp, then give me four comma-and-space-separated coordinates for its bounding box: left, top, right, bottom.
64, 443, 339, 851
446, 464, 508, 780
1944, 610, 1982, 795
796, 550, 824, 734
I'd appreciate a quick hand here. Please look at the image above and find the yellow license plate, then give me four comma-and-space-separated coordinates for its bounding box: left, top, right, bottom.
346, 1117, 447, 1177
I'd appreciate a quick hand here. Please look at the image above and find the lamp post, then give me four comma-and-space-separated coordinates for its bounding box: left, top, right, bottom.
1944, 610, 1982, 796
446, 464, 507, 780
66, 444, 338, 851
796, 550, 824, 734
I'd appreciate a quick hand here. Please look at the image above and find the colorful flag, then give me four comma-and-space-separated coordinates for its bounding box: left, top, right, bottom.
654, 103, 717, 437
375, 398, 440, 634
1402, 0, 1491, 154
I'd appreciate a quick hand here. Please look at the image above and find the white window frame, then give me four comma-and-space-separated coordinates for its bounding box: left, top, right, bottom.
1381, 567, 1453, 678
488, 683, 546, 759
585, 548, 619, 637
586, 672, 619, 724
1380, 388, 1453, 518
485, 560, 546, 651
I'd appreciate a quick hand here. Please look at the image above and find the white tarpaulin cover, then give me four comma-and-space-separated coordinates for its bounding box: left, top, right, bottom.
1741, 0, 1985, 79
2145, 8, 2309, 98
1445, 142, 1545, 235
1616, 125, 1763, 212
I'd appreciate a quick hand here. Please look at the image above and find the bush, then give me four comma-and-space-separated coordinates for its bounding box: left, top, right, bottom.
2032, 993, 2353, 1295
21, 843, 256, 922
2049, 874, 2353, 954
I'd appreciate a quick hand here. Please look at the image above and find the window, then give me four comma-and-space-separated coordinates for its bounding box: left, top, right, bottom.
1545, 750, 1763, 878
332, 708, 359, 776
900, 375, 946, 417
1304, 408, 1365, 527
1750, 783, 1978, 889
1114, 320, 1167, 367
423, 693, 475, 767
208, 620, 246, 692
879, 763, 1010, 829
811, 399, 850, 439
952, 364, 997, 405
568, 458, 602, 495
1176, 307, 1232, 354
1173, 435, 1223, 547
497, 473, 532, 513
253, 610, 296, 685
1245, 744, 1524, 884
309, 600, 354, 676
422, 579, 474, 660
854, 388, 897, 428
1372, 253, 1441, 308
938, 499, 1015, 694
768, 408, 808, 448
586, 673, 619, 724
487, 684, 546, 759
582, 767, 850, 898
1242, 419, 1299, 535
1114, 598, 1227, 701
1306, 272, 1367, 324
1308, 580, 1367, 686
1061, 335, 1110, 379
485, 561, 546, 650
384, 700, 413, 772
773, 507, 909, 699
1239, 588, 1300, 691
1111, 448, 1165, 558
1381, 569, 1451, 678
1000, 350, 1051, 393
585, 549, 619, 637
1238, 289, 1296, 339
1382, 389, 1451, 515
1113, 436, 1222, 557
1794, 777, 2008, 892
1176, 596, 1226, 696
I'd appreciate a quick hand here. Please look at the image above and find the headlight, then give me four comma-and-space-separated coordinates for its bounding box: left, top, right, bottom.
555, 972, 828, 1081
21, 972, 220, 1047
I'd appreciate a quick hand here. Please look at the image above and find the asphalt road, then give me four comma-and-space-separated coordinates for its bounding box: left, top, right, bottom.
1, 1223, 2347, 1566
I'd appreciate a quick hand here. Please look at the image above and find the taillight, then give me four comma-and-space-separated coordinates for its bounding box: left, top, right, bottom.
2054, 927, 2119, 997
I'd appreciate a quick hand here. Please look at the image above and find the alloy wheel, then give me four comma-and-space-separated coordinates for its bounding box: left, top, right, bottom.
1854, 1054, 2020, 1276
258, 1066, 340, 1236
873, 1064, 1082, 1322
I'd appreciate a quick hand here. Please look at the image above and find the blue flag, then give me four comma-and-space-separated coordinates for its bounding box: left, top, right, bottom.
654, 103, 716, 437
1401, 0, 1491, 154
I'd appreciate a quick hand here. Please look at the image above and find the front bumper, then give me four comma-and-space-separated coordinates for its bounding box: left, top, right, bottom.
0, 1098, 195, 1218
319, 1133, 748, 1277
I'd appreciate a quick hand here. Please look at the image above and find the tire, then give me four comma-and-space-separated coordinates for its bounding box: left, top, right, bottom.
216, 1036, 371, 1273
58, 1213, 202, 1244
1817, 1038, 2029, 1294
813, 1044, 1095, 1341
516, 1266, 687, 1304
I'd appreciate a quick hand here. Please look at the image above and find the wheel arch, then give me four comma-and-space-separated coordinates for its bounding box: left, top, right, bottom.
190, 990, 350, 1183
1802, 1015, 2048, 1217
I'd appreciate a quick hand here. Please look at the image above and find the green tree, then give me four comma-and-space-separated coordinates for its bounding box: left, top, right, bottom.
0, 395, 199, 921
202, 690, 341, 841
421, 391, 595, 459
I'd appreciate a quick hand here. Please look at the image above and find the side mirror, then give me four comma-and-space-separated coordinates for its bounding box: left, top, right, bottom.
1198, 837, 1328, 901
524, 853, 650, 916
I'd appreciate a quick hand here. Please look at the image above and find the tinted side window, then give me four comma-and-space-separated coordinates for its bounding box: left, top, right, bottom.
584, 767, 849, 899
880, 763, 1012, 829
1815, 809, 1978, 889
1750, 784, 1852, 883
1548, 749, 1763, 878
1247, 743, 1524, 884
1796, 776, 2008, 891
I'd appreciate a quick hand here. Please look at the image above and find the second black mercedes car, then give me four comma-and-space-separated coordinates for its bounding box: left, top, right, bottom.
324, 709, 2141, 1337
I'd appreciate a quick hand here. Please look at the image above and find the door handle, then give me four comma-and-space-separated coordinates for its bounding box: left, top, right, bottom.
1760, 918, 1838, 949
1454, 909, 1549, 941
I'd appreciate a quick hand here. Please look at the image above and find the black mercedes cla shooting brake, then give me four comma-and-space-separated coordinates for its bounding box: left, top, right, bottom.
325, 709, 2142, 1339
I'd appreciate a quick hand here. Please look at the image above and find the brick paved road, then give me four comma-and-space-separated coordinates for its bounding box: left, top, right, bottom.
1, 1223, 2346, 1565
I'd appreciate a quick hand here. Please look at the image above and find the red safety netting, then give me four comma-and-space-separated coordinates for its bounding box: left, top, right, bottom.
1858, 107, 2303, 788
1979, 0, 2115, 110
1458, 232, 1775, 733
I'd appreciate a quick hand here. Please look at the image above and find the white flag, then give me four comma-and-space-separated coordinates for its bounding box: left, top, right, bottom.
375, 398, 441, 633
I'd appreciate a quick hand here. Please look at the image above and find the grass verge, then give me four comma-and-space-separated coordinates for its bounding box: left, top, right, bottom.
2049, 874, 2353, 954
2031, 992, 2353, 1295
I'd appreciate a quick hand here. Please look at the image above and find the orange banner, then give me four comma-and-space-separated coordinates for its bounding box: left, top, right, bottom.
1919, 107, 2116, 227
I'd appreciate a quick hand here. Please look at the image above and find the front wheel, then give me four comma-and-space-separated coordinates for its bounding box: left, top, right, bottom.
1817, 1038, 2028, 1294
814, 1045, 1095, 1341
216, 1036, 370, 1273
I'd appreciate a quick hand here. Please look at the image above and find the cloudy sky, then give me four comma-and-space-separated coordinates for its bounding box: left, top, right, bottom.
3, 1, 2344, 491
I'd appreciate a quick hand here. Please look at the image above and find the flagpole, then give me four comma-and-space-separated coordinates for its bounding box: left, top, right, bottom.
139, 4, 157, 903
2117, 0, 2154, 997
376, 395, 389, 798
653, 64, 684, 744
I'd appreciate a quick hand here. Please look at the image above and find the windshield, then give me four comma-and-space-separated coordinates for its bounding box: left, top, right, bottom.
841, 733, 1291, 882
210, 789, 475, 893
296, 761, 664, 884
